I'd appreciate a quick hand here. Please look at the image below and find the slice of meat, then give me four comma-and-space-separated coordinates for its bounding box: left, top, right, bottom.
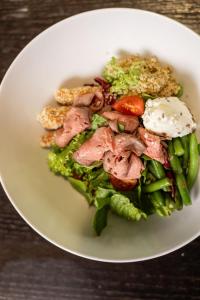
103, 151, 144, 180
90, 91, 104, 112
37, 105, 69, 129
113, 133, 146, 156
73, 89, 104, 112
127, 153, 145, 179
73, 93, 94, 106
138, 127, 166, 164
55, 107, 90, 148
109, 175, 138, 191
103, 151, 130, 179
108, 120, 119, 133
99, 105, 112, 114
102, 111, 139, 132
73, 127, 114, 166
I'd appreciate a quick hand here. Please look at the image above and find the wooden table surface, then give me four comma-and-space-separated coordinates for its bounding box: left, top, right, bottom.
0, 1, 200, 299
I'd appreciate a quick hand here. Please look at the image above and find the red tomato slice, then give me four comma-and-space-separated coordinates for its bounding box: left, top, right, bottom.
113, 95, 145, 116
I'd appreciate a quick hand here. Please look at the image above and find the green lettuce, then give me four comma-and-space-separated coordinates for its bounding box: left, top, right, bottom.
48, 131, 91, 177
93, 206, 109, 236
94, 187, 116, 210
91, 114, 108, 130
103, 57, 143, 95
110, 194, 147, 221
92, 187, 147, 235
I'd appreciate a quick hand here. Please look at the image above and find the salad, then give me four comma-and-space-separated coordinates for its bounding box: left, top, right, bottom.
37, 55, 199, 235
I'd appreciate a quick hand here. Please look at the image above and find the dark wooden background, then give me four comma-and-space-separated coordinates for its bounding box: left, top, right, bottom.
0, 1, 200, 299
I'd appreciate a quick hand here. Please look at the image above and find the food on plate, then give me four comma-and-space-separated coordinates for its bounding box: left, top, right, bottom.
37, 54, 199, 235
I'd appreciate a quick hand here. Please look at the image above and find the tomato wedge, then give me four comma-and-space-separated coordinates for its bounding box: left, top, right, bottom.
113, 95, 145, 116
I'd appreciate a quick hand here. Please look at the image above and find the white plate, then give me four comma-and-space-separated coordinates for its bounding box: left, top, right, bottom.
0, 8, 200, 262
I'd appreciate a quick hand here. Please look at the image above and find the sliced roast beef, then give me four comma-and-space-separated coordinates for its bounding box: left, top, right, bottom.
109, 175, 138, 191
102, 111, 139, 132
103, 151, 144, 180
73, 90, 104, 112
99, 105, 112, 114
113, 133, 146, 156
103, 151, 130, 179
127, 153, 145, 179
138, 127, 167, 164
55, 107, 90, 148
73, 93, 94, 106
73, 127, 113, 166
108, 120, 119, 133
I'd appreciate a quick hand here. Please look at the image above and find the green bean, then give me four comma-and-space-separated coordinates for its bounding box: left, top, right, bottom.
149, 160, 165, 178
175, 173, 191, 205
181, 135, 189, 170
146, 171, 156, 184
143, 177, 172, 193
165, 193, 176, 213
174, 189, 183, 211
173, 138, 184, 156
150, 191, 169, 216
187, 133, 199, 190
149, 160, 170, 192
168, 141, 183, 174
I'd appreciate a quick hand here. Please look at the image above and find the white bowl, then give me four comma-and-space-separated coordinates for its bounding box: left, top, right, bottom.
0, 8, 200, 262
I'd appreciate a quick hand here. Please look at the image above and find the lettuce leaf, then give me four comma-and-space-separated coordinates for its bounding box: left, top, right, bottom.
110, 194, 147, 221
68, 177, 93, 204
48, 131, 91, 177
93, 187, 147, 234
93, 206, 109, 236
103, 56, 143, 95
91, 114, 108, 130
94, 187, 116, 210
73, 161, 102, 177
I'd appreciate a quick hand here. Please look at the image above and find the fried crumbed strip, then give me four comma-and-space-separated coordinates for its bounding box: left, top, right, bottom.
40, 131, 55, 148
37, 105, 69, 129
55, 86, 102, 105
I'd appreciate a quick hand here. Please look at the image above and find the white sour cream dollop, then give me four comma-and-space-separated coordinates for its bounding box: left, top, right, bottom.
142, 97, 196, 138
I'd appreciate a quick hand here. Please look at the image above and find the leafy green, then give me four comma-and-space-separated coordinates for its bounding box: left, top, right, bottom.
48, 131, 91, 177
91, 114, 108, 130
89, 171, 113, 189
68, 177, 93, 204
93, 206, 109, 236
94, 187, 116, 209
103, 57, 143, 94
110, 194, 147, 221
68, 177, 87, 194
73, 161, 102, 177
176, 84, 183, 98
